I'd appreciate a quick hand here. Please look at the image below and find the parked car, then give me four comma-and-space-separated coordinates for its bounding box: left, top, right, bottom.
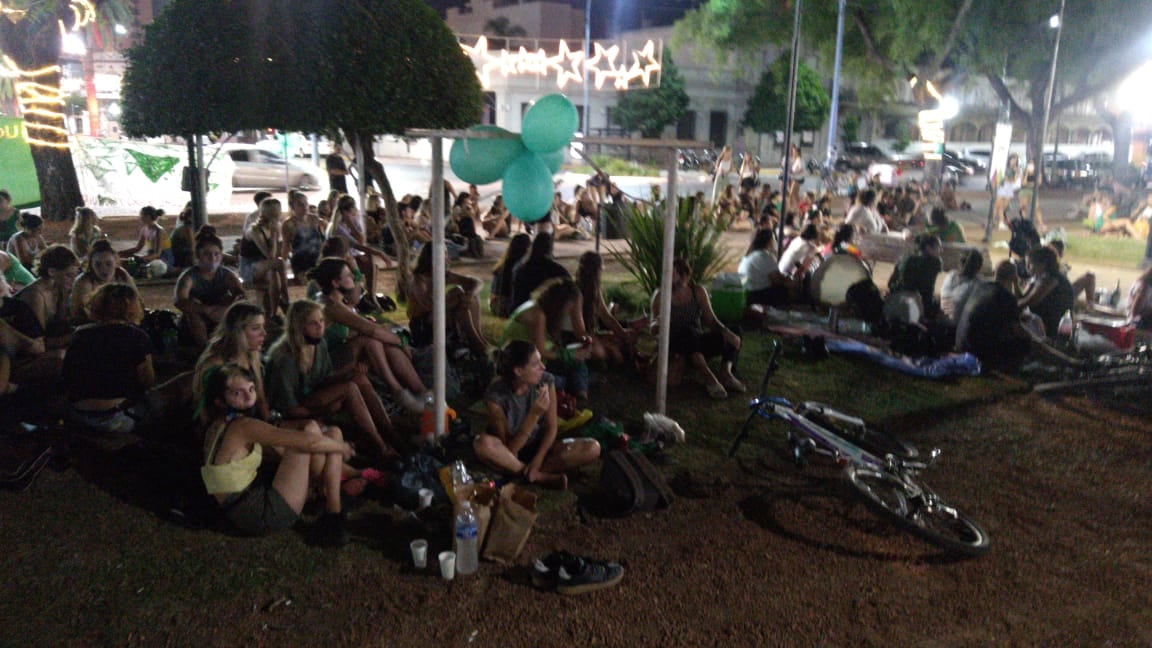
1044, 159, 1096, 189
222, 144, 322, 190
942, 150, 979, 175
963, 148, 992, 171
835, 142, 891, 171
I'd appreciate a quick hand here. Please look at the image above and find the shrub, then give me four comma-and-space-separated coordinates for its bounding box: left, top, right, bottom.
608, 198, 732, 295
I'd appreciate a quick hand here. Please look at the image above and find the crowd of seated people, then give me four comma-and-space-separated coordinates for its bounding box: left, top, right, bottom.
0, 167, 1139, 552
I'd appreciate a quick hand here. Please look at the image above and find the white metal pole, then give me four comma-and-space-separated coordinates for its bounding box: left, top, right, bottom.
826, 0, 846, 166
430, 137, 447, 435
1030, 0, 1065, 223
582, 0, 592, 138
655, 149, 678, 415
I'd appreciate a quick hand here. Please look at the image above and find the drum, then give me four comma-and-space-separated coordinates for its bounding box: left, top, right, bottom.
809, 253, 870, 307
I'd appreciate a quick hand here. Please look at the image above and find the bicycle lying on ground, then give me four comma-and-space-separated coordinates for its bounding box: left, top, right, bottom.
728, 341, 991, 557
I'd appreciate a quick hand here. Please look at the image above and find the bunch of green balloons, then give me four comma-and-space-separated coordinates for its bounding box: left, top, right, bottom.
448, 93, 578, 223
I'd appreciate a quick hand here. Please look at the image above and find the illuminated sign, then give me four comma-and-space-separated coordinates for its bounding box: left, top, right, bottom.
459, 35, 662, 91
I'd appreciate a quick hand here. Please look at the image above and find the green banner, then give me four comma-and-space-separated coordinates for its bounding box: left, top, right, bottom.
0, 117, 39, 209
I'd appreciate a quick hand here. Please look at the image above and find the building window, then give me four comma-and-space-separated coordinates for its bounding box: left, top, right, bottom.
709, 111, 728, 147
676, 110, 696, 140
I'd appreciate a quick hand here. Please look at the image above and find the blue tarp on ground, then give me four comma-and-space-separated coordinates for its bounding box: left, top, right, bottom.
825, 338, 983, 378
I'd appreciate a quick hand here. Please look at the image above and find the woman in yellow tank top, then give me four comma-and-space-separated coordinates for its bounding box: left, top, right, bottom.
200, 364, 354, 547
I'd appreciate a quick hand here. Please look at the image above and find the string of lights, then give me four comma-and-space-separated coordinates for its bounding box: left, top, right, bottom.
459, 35, 661, 91
0, 0, 95, 149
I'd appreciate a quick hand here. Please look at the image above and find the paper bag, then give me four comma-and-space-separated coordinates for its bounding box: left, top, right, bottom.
481, 484, 538, 564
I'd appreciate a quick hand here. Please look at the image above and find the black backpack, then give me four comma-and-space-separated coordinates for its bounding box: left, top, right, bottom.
598, 449, 674, 516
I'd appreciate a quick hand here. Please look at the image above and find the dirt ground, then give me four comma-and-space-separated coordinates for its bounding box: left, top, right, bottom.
2, 390, 1149, 646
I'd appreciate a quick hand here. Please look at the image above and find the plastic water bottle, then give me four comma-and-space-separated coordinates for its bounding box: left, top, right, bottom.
454, 500, 479, 575
1110, 280, 1122, 308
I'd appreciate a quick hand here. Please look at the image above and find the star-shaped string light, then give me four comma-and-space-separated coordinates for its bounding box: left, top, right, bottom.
457, 35, 660, 91
554, 39, 585, 89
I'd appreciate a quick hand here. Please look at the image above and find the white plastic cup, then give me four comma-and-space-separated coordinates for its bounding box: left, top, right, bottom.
410, 539, 428, 569
439, 551, 456, 581
418, 488, 433, 509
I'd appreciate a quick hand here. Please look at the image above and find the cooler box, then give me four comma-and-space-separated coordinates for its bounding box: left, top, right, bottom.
710, 274, 747, 325
1078, 316, 1135, 351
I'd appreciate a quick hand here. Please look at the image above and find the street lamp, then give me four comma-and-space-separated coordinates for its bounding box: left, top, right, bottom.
1029, 2, 1065, 223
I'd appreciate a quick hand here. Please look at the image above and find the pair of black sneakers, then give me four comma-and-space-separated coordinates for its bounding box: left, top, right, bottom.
532, 551, 624, 595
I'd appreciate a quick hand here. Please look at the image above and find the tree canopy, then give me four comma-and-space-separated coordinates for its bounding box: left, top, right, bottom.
123, 0, 483, 139
743, 57, 830, 135
676, 0, 1152, 165
612, 48, 690, 139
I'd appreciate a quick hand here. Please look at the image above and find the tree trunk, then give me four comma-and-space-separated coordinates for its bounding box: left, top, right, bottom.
26, 104, 85, 222
1110, 112, 1133, 184
365, 160, 412, 302
2, 16, 84, 222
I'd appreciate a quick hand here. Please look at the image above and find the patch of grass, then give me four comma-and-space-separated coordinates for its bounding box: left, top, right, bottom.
1060, 232, 1145, 268
570, 155, 662, 178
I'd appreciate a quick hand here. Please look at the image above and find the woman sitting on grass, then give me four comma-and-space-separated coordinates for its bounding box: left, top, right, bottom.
264, 300, 399, 461
69, 207, 105, 260
310, 257, 428, 414
240, 197, 290, 322
70, 240, 138, 325
475, 340, 600, 490
62, 283, 154, 434
16, 245, 79, 350
200, 363, 353, 546
651, 258, 744, 400
489, 233, 531, 318
193, 302, 270, 423
6, 213, 47, 271
406, 242, 491, 354
118, 205, 173, 266
575, 251, 631, 367
502, 277, 594, 403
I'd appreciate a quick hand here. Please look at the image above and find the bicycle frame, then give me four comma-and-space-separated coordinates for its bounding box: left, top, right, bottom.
746, 397, 889, 471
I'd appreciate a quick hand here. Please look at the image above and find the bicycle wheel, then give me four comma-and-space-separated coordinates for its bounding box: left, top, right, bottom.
845, 466, 990, 557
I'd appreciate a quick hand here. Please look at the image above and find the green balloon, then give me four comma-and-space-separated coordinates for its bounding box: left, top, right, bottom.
502, 153, 554, 223
521, 94, 578, 154
449, 125, 525, 185
540, 148, 565, 174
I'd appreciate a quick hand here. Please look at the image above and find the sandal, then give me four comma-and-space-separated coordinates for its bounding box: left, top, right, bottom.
706, 383, 728, 399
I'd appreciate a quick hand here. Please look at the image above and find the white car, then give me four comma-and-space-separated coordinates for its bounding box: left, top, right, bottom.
221, 144, 323, 191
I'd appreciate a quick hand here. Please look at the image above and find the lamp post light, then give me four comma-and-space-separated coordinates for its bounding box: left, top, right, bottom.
1029, 2, 1066, 223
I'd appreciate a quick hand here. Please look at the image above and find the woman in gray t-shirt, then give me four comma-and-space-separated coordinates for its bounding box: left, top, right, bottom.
476, 340, 600, 490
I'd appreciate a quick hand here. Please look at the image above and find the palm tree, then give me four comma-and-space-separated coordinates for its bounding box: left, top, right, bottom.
0, 0, 133, 220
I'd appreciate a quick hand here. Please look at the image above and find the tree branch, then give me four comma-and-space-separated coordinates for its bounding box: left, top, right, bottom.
984, 72, 1030, 127
929, 0, 975, 73
851, 10, 900, 77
